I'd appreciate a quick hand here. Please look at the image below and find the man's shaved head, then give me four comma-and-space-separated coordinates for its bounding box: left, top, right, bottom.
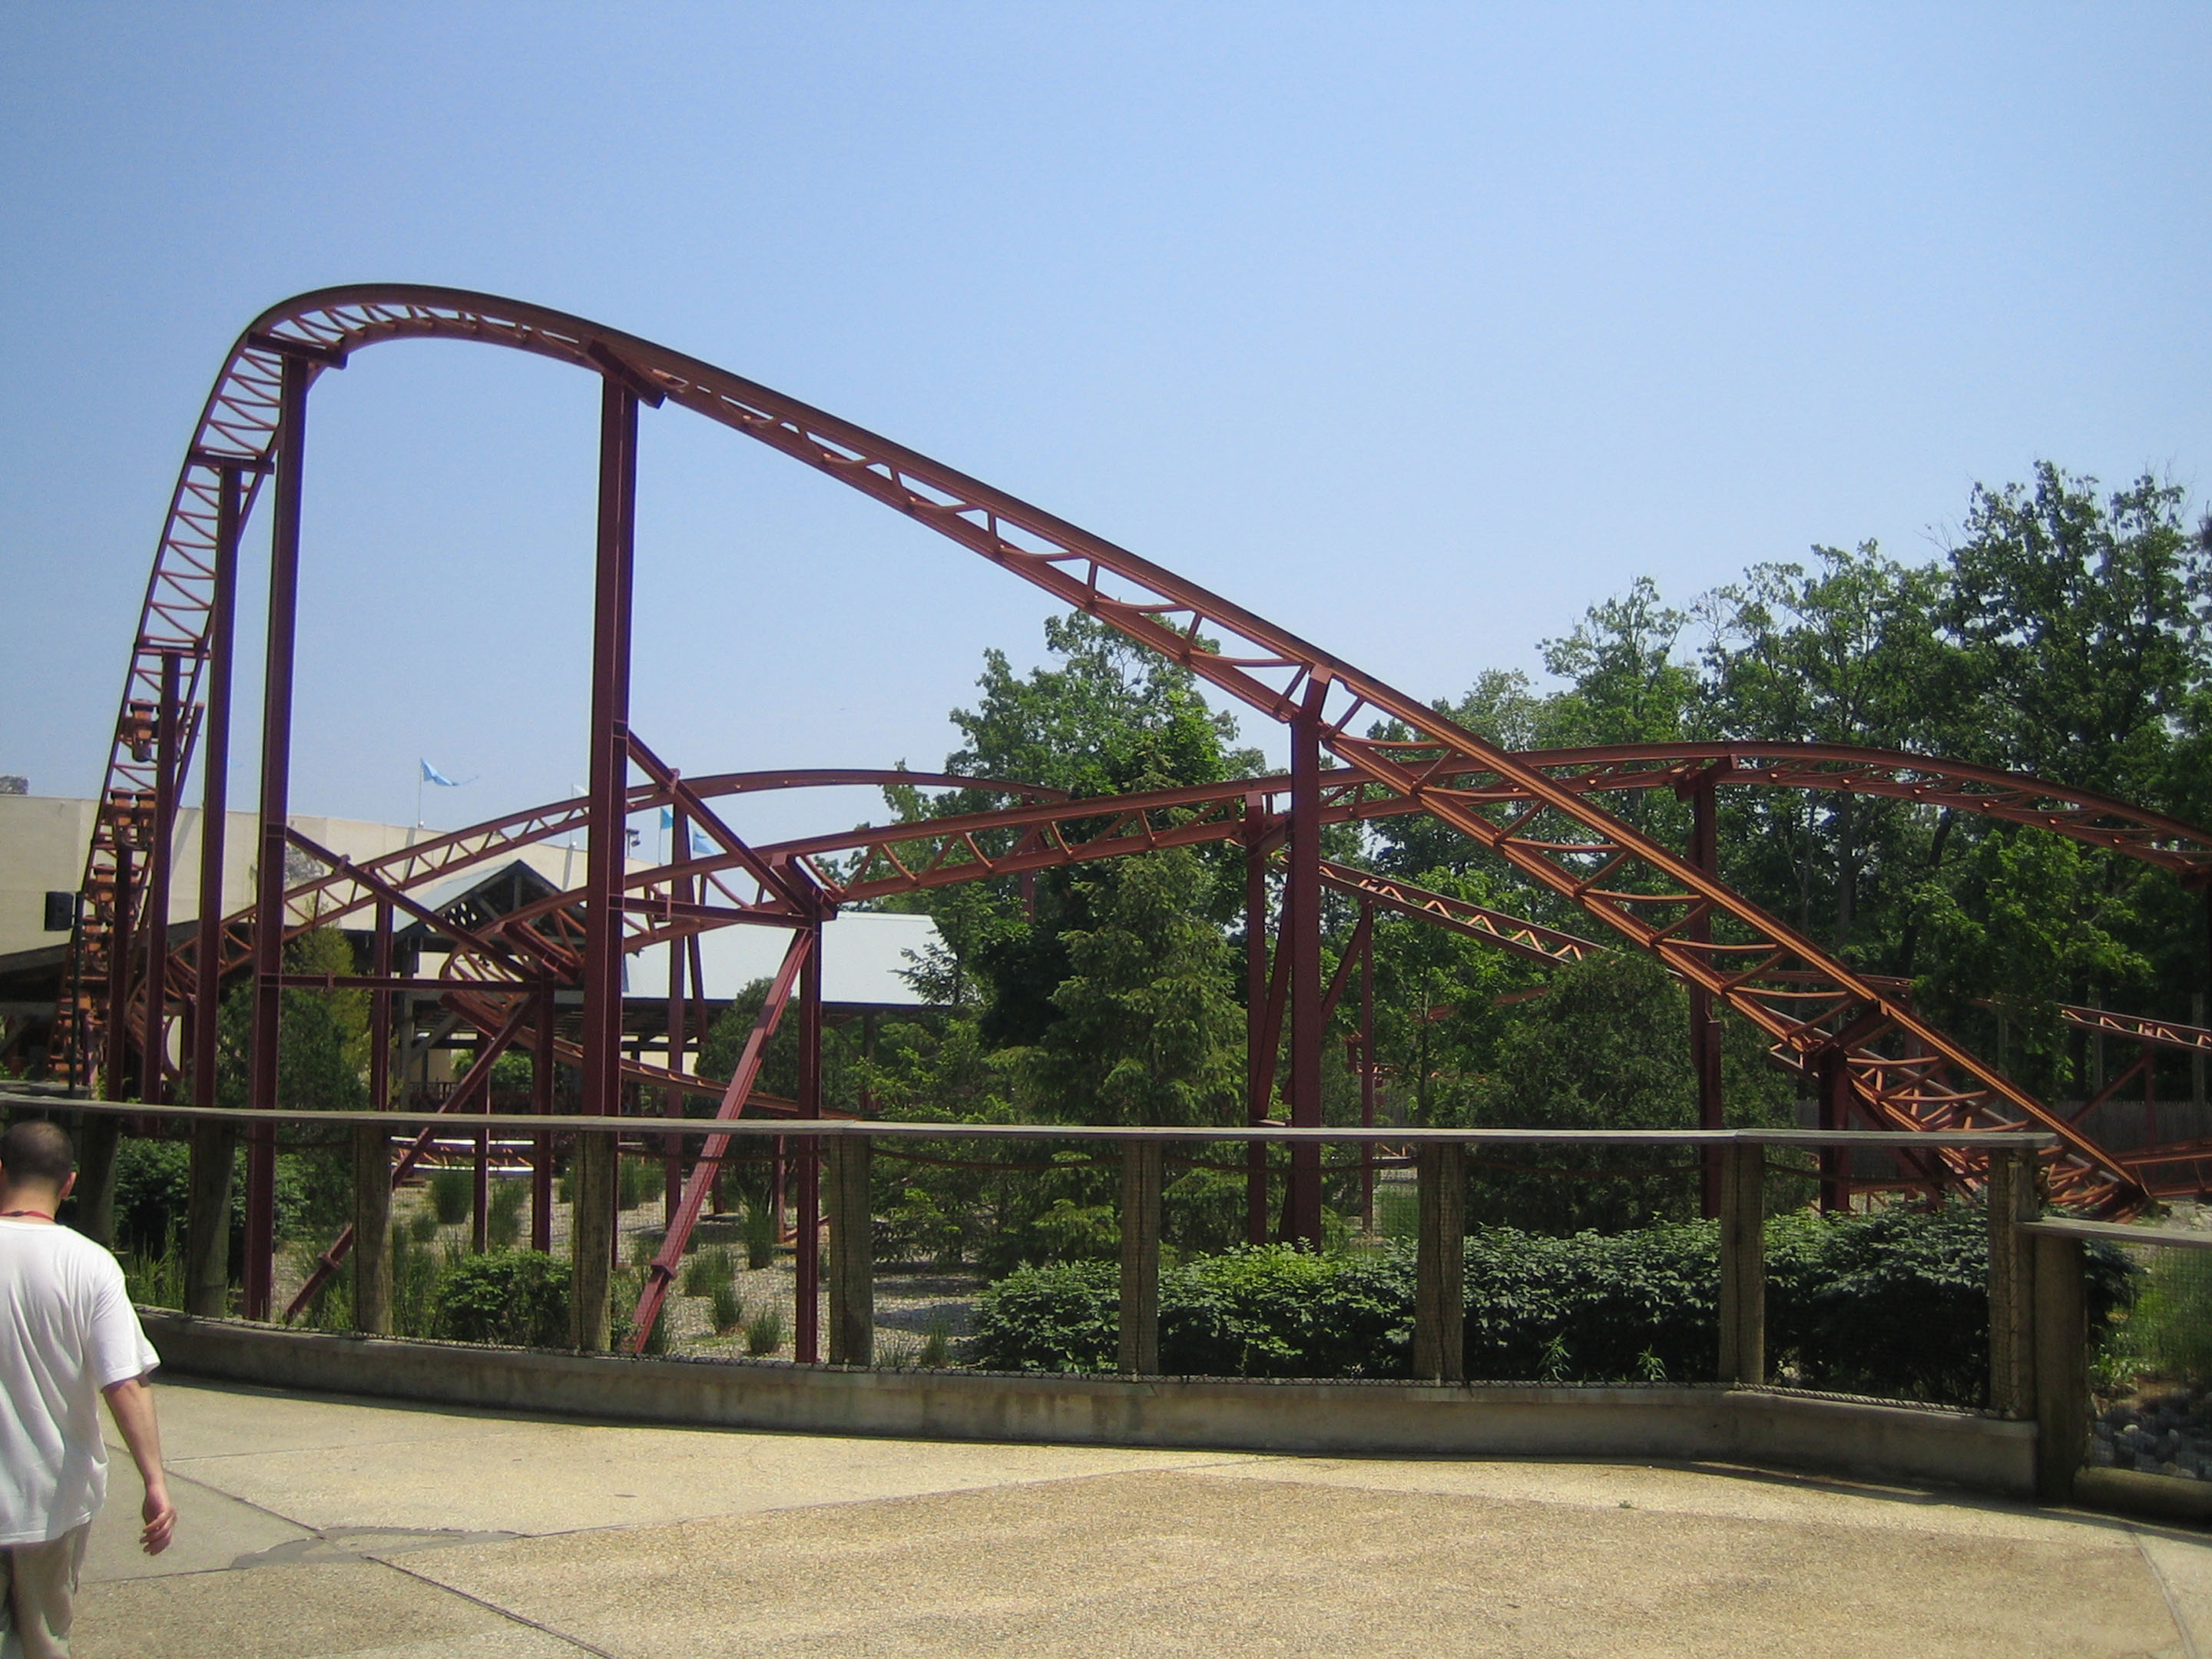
2, 1119, 75, 1190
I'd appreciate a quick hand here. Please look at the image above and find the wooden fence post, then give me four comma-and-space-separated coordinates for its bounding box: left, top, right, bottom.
184, 1118, 236, 1317
2032, 1231, 2088, 1504
1986, 1144, 2038, 1418
1413, 1141, 1465, 1382
352, 1123, 392, 1335
827, 1134, 874, 1366
1717, 1141, 1765, 1384
1118, 1140, 1163, 1376
568, 1131, 615, 1351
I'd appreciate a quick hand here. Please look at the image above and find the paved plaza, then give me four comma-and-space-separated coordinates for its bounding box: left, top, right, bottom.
71, 1377, 2209, 1657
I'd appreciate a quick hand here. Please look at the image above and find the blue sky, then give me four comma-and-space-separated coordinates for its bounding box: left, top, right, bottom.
3, 4, 2207, 847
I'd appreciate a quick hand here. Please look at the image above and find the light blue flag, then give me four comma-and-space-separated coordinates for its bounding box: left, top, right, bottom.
420, 759, 464, 787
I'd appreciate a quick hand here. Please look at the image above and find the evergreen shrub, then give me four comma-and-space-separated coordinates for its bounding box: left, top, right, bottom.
432, 1249, 571, 1347
966, 1207, 2136, 1404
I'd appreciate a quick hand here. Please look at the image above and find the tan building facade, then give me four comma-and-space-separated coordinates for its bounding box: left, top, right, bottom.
0, 794, 590, 958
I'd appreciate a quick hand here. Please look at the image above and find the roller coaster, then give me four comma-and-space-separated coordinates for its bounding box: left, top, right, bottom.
48, 286, 2212, 1354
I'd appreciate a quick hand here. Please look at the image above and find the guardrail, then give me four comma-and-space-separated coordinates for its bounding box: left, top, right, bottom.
0, 1091, 2121, 1498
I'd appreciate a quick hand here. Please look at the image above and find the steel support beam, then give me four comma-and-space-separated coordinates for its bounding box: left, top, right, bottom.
795, 902, 824, 1363
243, 351, 312, 1320
581, 379, 637, 1125
187, 475, 239, 1320
531, 989, 555, 1254
664, 803, 689, 1224
101, 836, 135, 1108
574, 378, 638, 1348
1817, 1050, 1851, 1214
1243, 795, 1270, 1246
141, 651, 182, 1104
81, 838, 129, 1243
1686, 777, 1726, 1217
1285, 680, 1326, 1245
1359, 899, 1376, 1232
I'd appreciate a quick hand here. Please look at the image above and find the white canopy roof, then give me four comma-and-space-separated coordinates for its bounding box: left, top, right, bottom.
624, 910, 943, 1008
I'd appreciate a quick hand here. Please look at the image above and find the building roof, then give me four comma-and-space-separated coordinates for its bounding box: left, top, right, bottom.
625, 910, 942, 1009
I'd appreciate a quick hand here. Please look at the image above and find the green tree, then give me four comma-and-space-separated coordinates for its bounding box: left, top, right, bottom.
1028, 849, 1243, 1128
1701, 543, 1956, 955
1539, 577, 1700, 748
1942, 465, 2207, 803
880, 611, 1262, 1044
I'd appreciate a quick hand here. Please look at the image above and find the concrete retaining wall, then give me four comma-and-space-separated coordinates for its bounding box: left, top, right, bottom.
142, 1310, 2038, 1498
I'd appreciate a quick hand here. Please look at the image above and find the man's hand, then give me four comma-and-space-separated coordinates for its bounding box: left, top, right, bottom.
102, 1375, 173, 1555
140, 1482, 175, 1555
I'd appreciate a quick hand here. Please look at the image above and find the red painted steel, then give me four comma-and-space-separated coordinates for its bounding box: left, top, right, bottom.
187, 465, 240, 1117
582, 380, 638, 1128
78, 284, 2212, 1247
243, 349, 313, 1320
628, 928, 813, 1349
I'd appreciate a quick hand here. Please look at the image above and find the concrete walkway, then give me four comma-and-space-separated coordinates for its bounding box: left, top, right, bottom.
76, 1378, 2208, 1658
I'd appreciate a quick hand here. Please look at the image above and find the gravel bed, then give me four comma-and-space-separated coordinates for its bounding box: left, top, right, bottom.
2090, 1387, 2212, 1480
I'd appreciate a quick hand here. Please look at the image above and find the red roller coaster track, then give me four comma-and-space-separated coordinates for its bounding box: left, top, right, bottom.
60, 285, 2212, 1349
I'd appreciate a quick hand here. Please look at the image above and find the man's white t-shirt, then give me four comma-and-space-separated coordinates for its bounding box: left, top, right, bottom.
0, 1217, 161, 1545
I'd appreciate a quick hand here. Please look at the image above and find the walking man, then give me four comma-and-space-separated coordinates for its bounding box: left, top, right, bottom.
1, 1119, 172, 1658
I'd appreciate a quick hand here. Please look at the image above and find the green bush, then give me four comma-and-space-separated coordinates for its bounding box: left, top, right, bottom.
428, 1168, 472, 1226
488, 1179, 526, 1248
2101, 1246, 2210, 1386
618, 1155, 661, 1212
432, 1250, 571, 1347
969, 1261, 1120, 1373
743, 1199, 777, 1270
745, 1306, 784, 1356
683, 1247, 734, 1297
104, 1137, 311, 1258
119, 1228, 187, 1310
390, 1227, 448, 1336
967, 1207, 2137, 1404
710, 1280, 747, 1335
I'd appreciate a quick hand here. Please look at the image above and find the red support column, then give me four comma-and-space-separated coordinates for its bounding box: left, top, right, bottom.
1286, 680, 1326, 1246
1243, 794, 1270, 1246
472, 1118, 490, 1253
1818, 1050, 1851, 1214
664, 804, 688, 1224
141, 652, 182, 1103
2144, 1041, 2157, 1152
531, 989, 555, 1254
581, 379, 637, 1125
368, 902, 392, 1114
102, 844, 134, 1101
1359, 897, 1376, 1233
244, 350, 312, 1321
1687, 777, 1726, 1217
189, 465, 241, 1114
795, 902, 825, 1362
